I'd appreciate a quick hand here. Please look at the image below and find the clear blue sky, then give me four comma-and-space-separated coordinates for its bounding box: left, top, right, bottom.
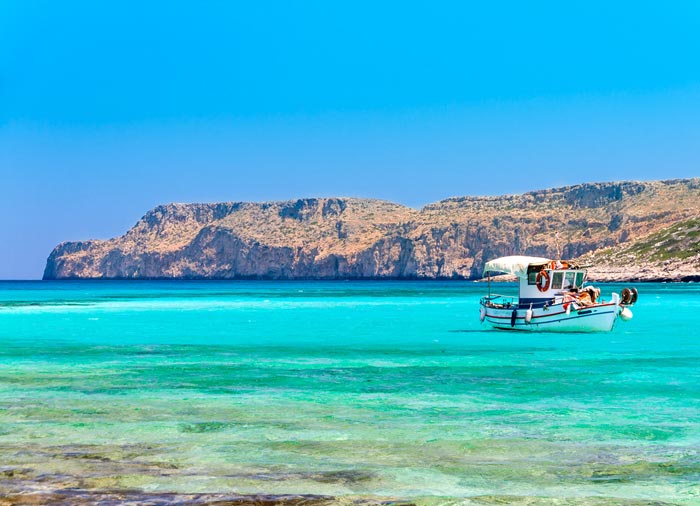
2, 1, 700, 279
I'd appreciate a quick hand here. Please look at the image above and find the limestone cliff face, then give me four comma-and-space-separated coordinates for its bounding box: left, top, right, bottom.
580, 216, 700, 282
44, 179, 700, 280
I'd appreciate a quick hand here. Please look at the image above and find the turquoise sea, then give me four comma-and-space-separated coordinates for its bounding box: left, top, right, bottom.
1, 281, 699, 505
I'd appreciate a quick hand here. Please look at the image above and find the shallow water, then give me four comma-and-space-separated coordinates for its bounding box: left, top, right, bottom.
0, 280, 699, 504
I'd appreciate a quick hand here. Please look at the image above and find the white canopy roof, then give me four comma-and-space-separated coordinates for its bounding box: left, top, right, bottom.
483, 255, 551, 279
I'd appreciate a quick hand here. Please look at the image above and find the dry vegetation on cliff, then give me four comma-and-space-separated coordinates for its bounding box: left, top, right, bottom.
44, 179, 700, 280
581, 217, 700, 281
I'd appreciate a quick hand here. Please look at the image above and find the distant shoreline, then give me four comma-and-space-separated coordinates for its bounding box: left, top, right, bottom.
42, 179, 700, 281
2, 277, 698, 283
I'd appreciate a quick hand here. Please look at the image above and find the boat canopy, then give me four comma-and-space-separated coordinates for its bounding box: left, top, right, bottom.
483, 255, 551, 279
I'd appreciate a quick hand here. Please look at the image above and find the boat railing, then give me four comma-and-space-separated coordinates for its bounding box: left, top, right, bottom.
480, 294, 517, 309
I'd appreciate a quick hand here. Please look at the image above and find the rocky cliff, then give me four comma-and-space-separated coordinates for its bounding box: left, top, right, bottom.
44, 179, 700, 280
580, 217, 700, 282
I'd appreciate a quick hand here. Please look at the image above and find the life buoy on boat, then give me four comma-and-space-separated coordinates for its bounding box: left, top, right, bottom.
536, 270, 550, 292
621, 287, 639, 305
621, 288, 632, 305
549, 260, 569, 270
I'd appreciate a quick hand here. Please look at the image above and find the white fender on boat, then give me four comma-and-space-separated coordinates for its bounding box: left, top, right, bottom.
566, 304, 571, 316
479, 306, 486, 322
525, 304, 533, 324
620, 307, 633, 321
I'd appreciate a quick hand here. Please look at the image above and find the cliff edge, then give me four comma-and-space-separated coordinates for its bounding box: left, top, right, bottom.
44, 179, 700, 280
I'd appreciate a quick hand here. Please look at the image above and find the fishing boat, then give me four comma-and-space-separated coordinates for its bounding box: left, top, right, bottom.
479, 255, 637, 332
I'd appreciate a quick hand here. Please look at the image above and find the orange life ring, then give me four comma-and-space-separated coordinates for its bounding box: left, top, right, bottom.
549, 260, 568, 270
536, 270, 550, 292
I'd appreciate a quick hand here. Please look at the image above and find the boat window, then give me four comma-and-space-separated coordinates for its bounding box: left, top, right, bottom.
575, 271, 584, 288
551, 271, 563, 289
528, 271, 538, 285
563, 271, 575, 289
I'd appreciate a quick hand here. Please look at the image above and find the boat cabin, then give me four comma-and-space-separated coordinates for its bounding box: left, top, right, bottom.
482, 255, 589, 309
520, 263, 587, 307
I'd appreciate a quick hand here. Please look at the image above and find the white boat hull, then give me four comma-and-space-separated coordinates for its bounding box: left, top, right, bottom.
482, 302, 620, 332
